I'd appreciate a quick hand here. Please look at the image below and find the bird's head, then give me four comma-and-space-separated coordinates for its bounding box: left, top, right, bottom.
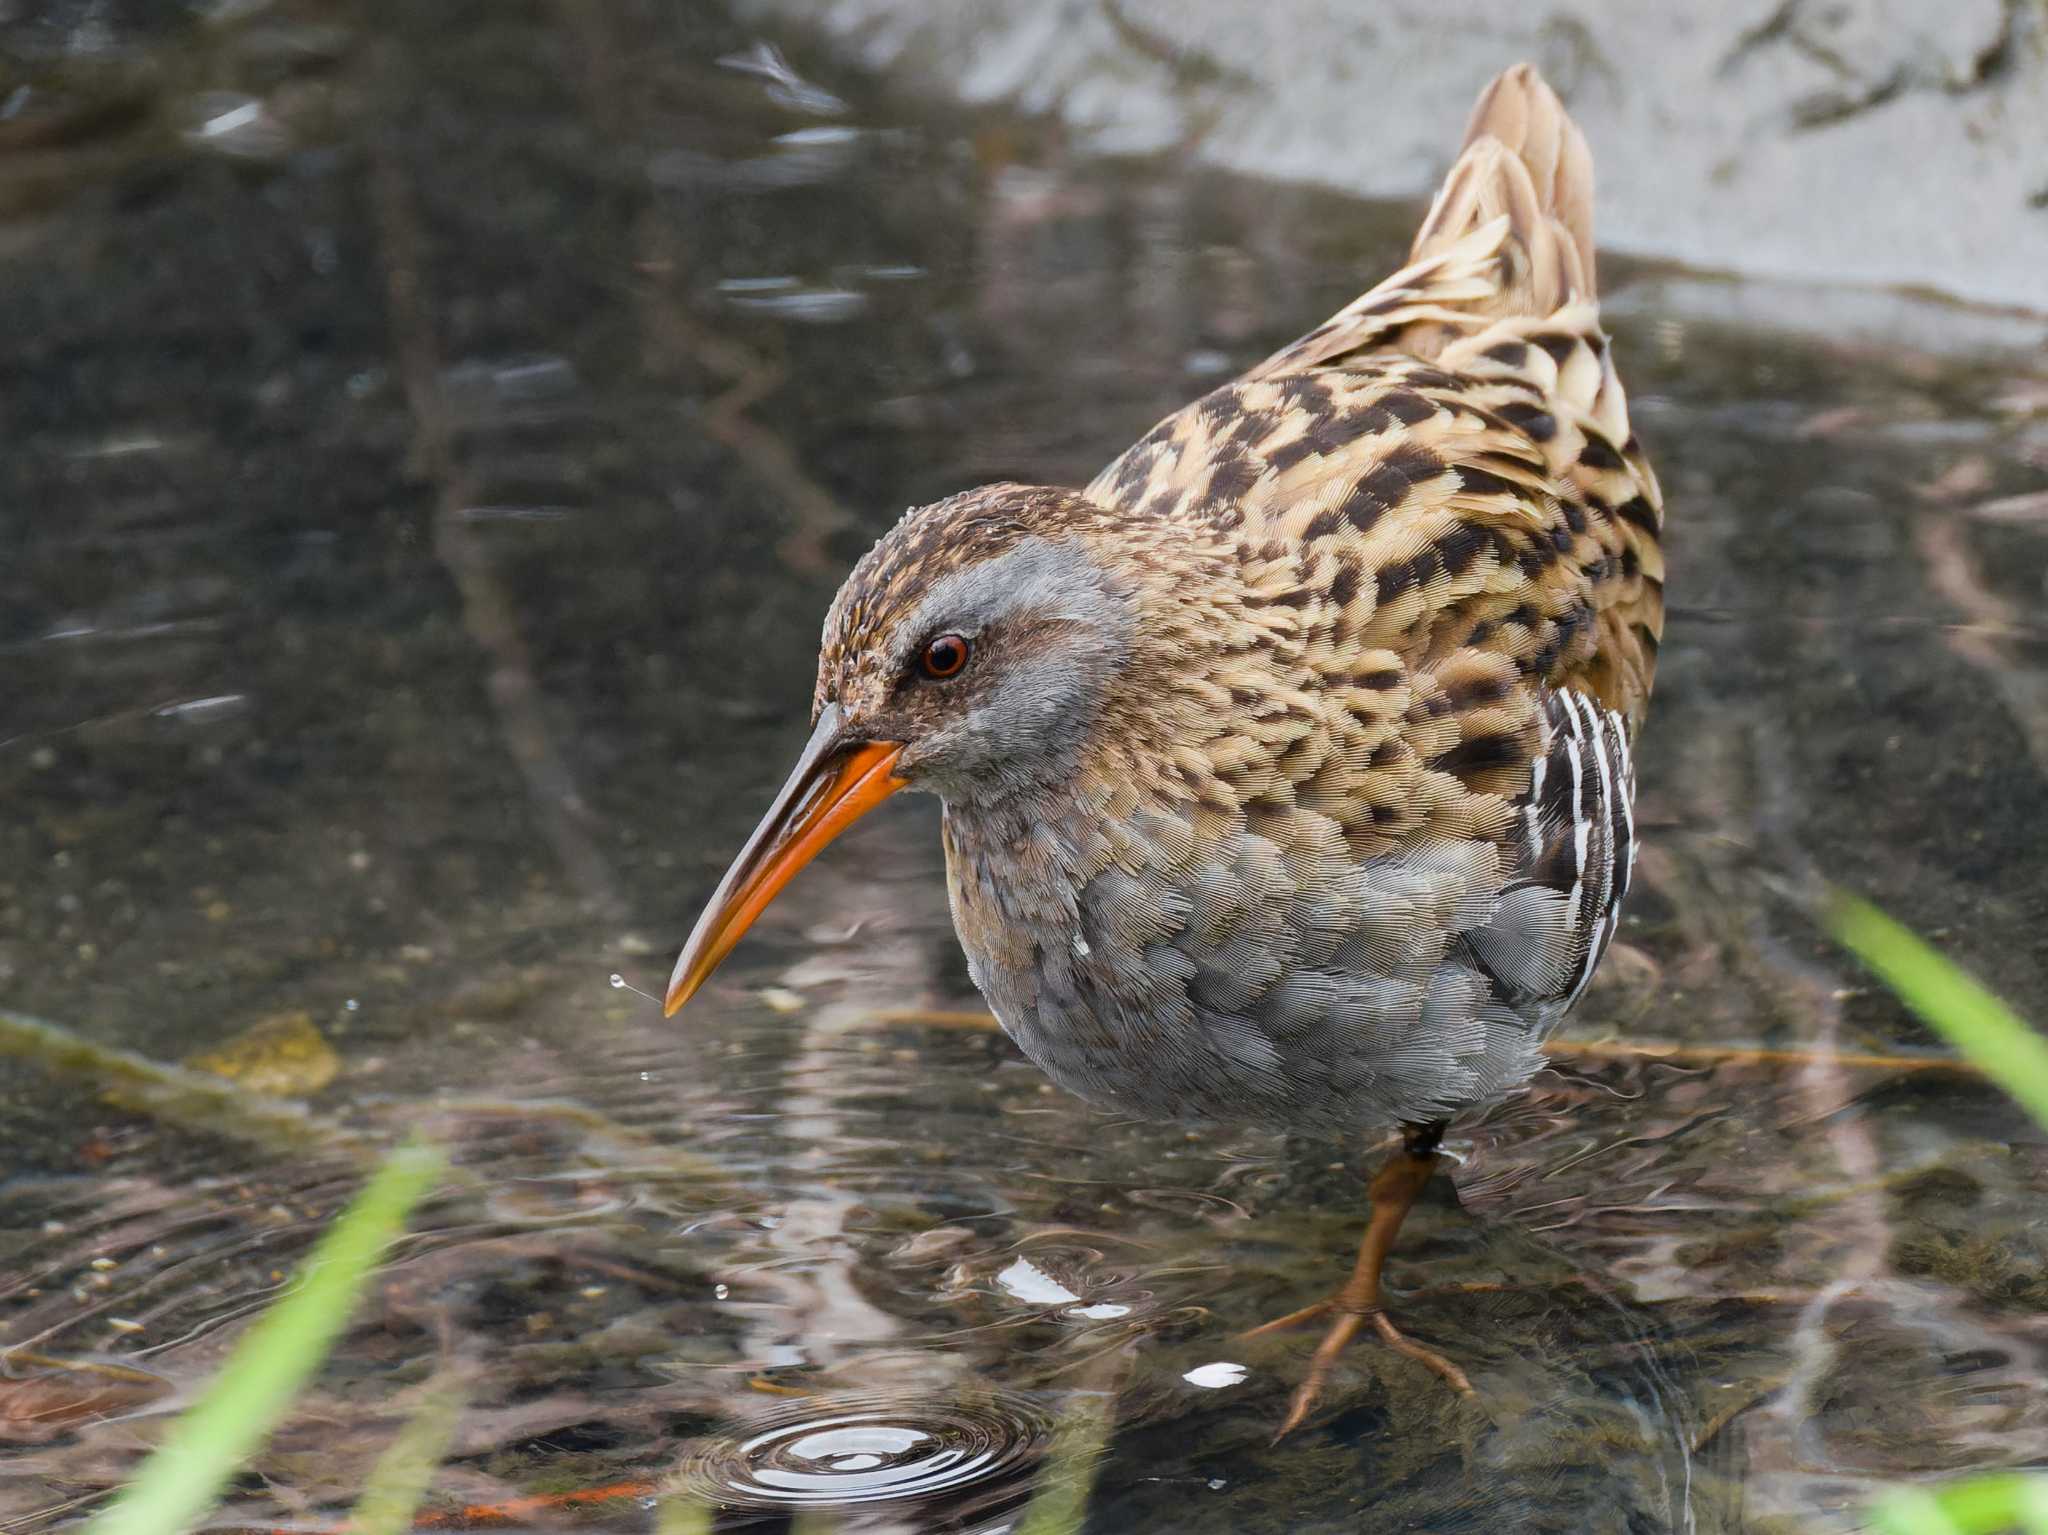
665, 483, 1201, 1015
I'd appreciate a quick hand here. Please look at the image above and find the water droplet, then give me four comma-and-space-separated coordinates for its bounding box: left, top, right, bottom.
607, 973, 662, 1005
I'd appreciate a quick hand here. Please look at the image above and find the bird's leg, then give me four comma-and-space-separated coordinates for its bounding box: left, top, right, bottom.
1242, 1123, 1473, 1438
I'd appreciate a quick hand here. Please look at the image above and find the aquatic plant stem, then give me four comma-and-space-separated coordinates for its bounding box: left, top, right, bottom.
1016, 1390, 1116, 1535
86, 1141, 444, 1535
1827, 893, 2048, 1125
348, 1375, 466, 1535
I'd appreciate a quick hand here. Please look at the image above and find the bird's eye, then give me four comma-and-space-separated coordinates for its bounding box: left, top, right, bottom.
921, 633, 971, 679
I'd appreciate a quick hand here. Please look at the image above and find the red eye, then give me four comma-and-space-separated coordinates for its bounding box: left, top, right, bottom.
921, 633, 970, 679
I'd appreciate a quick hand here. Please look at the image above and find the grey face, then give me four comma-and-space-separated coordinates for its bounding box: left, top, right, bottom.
835, 535, 1138, 805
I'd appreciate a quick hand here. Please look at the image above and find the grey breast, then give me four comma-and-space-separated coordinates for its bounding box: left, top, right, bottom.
941, 801, 1555, 1136
938, 687, 1639, 1136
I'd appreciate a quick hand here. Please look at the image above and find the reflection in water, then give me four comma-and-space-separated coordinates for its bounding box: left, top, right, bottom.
1, 0, 2045, 1531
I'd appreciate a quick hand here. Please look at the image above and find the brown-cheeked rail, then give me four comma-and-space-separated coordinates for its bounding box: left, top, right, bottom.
666, 64, 1664, 1440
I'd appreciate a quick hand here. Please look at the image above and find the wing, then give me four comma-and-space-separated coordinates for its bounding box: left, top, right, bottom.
1082, 65, 1661, 1018
1462, 686, 1637, 1012
1086, 68, 1662, 731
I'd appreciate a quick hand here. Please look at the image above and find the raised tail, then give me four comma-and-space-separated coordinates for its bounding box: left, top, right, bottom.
1409, 62, 1596, 314
1247, 64, 1599, 377
1230, 64, 1662, 727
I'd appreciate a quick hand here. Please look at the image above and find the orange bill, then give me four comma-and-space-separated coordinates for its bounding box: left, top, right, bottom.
665, 703, 905, 1015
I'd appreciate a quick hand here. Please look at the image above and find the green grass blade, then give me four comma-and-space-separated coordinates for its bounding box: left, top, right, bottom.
1870, 1472, 2048, 1535
1834, 896, 2048, 1535
1870, 1483, 1971, 1535
654, 1503, 716, 1535
349, 1375, 466, 1535
88, 1140, 445, 1535
1016, 1391, 1114, 1535
1827, 894, 2048, 1130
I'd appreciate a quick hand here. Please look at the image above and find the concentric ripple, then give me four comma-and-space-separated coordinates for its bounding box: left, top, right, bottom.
676, 1389, 1055, 1510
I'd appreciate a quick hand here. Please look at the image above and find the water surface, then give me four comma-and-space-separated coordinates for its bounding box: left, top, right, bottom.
4, 3, 2047, 1532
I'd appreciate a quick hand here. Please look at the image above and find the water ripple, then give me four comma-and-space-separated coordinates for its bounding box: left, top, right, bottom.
675, 1388, 1052, 1511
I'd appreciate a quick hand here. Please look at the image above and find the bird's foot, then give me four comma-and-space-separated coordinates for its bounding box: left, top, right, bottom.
1241, 1294, 1475, 1441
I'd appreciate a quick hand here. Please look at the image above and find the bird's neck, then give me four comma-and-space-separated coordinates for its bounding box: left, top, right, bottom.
938, 504, 1296, 888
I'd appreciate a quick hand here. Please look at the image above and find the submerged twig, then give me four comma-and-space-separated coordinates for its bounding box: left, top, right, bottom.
858, 1004, 1982, 1078
1542, 1037, 1981, 1075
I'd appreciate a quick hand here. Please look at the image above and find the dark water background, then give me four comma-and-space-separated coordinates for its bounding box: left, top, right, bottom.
4, 2, 2048, 1531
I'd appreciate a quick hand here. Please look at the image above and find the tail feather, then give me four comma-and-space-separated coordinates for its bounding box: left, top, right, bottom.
1411, 63, 1596, 312
1246, 64, 1599, 380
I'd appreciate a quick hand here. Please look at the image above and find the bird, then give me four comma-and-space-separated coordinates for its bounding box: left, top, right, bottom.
665, 63, 1664, 1437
